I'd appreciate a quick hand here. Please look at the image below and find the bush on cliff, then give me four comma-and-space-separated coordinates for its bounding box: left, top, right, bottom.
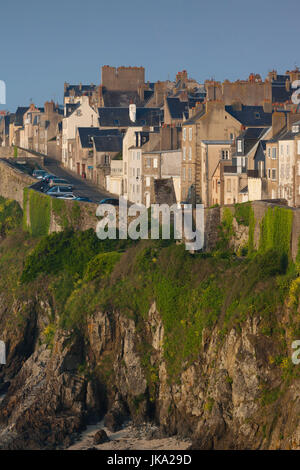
21, 228, 133, 283
0, 197, 22, 237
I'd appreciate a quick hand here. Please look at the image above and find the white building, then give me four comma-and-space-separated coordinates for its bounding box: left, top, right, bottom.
62, 96, 98, 171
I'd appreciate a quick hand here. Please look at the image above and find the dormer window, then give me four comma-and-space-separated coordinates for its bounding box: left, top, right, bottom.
113, 119, 120, 126
237, 140, 242, 152
254, 112, 260, 119
292, 125, 300, 134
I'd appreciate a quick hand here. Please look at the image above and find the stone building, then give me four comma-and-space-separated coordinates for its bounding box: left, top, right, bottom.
92, 134, 122, 188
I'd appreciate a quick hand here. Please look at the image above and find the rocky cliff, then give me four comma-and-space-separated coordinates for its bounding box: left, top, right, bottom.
0, 200, 300, 450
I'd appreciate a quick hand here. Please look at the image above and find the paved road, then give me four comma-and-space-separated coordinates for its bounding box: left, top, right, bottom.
43, 157, 112, 203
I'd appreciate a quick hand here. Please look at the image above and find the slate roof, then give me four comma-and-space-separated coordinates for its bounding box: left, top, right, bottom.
272, 84, 292, 103
144, 90, 154, 102
240, 185, 248, 194
183, 108, 206, 125
166, 97, 189, 119
98, 107, 162, 127
93, 135, 122, 152
235, 127, 269, 156
268, 126, 289, 143
64, 84, 97, 97
14, 107, 29, 126
225, 105, 272, 127
65, 103, 80, 117
101, 90, 143, 107
77, 127, 122, 148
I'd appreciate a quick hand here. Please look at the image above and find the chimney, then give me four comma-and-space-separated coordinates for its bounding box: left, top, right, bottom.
231, 101, 242, 112
129, 103, 136, 123
263, 100, 272, 113
272, 111, 287, 137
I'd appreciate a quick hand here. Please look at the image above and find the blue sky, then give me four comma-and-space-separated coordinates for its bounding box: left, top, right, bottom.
1, 0, 300, 111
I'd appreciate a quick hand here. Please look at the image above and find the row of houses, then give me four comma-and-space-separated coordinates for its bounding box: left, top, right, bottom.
1, 65, 300, 208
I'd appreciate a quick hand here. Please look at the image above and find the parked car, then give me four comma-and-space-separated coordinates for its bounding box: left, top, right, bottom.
75, 196, 93, 202
56, 194, 93, 202
56, 194, 77, 200
32, 169, 48, 179
42, 174, 57, 183
46, 185, 74, 197
99, 197, 119, 206
50, 178, 73, 189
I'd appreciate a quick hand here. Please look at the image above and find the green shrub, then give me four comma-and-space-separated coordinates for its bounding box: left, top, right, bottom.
234, 202, 252, 226
21, 229, 130, 283
84, 251, 122, 282
256, 249, 289, 277
0, 197, 22, 236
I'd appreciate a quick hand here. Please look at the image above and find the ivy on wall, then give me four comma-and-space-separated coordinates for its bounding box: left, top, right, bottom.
23, 187, 29, 230
52, 198, 82, 229
259, 207, 293, 257
248, 206, 255, 255
28, 190, 51, 238
23, 188, 83, 237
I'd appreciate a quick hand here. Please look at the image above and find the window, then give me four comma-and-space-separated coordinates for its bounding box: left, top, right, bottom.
137, 168, 140, 177
146, 158, 151, 168
272, 169, 276, 181
268, 169, 271, 179
221, 149, 229, 160
188, 167, 192, 181
153, 158, 158, 168
298, 161, 300, 176
188, 147, 192, 161
183, 147, 186, 161
237, 140, 242, 152
136, 151, 141, 160
146, 176, 150, 187
280, 144, 284, 156
268, 148, 271, 158
189, 127, 192, 141
230, 133, 234, 141
183, 128, 186, 141
254, 112, 260, 119
287, 145, 289, 156
227, 179, 231, 192
182, 168, 186, 182
272, 147, 276, 159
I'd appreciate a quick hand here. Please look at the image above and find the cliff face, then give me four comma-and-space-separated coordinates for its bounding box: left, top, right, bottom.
0, 295, 300, 450
0, 200, 300, 450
